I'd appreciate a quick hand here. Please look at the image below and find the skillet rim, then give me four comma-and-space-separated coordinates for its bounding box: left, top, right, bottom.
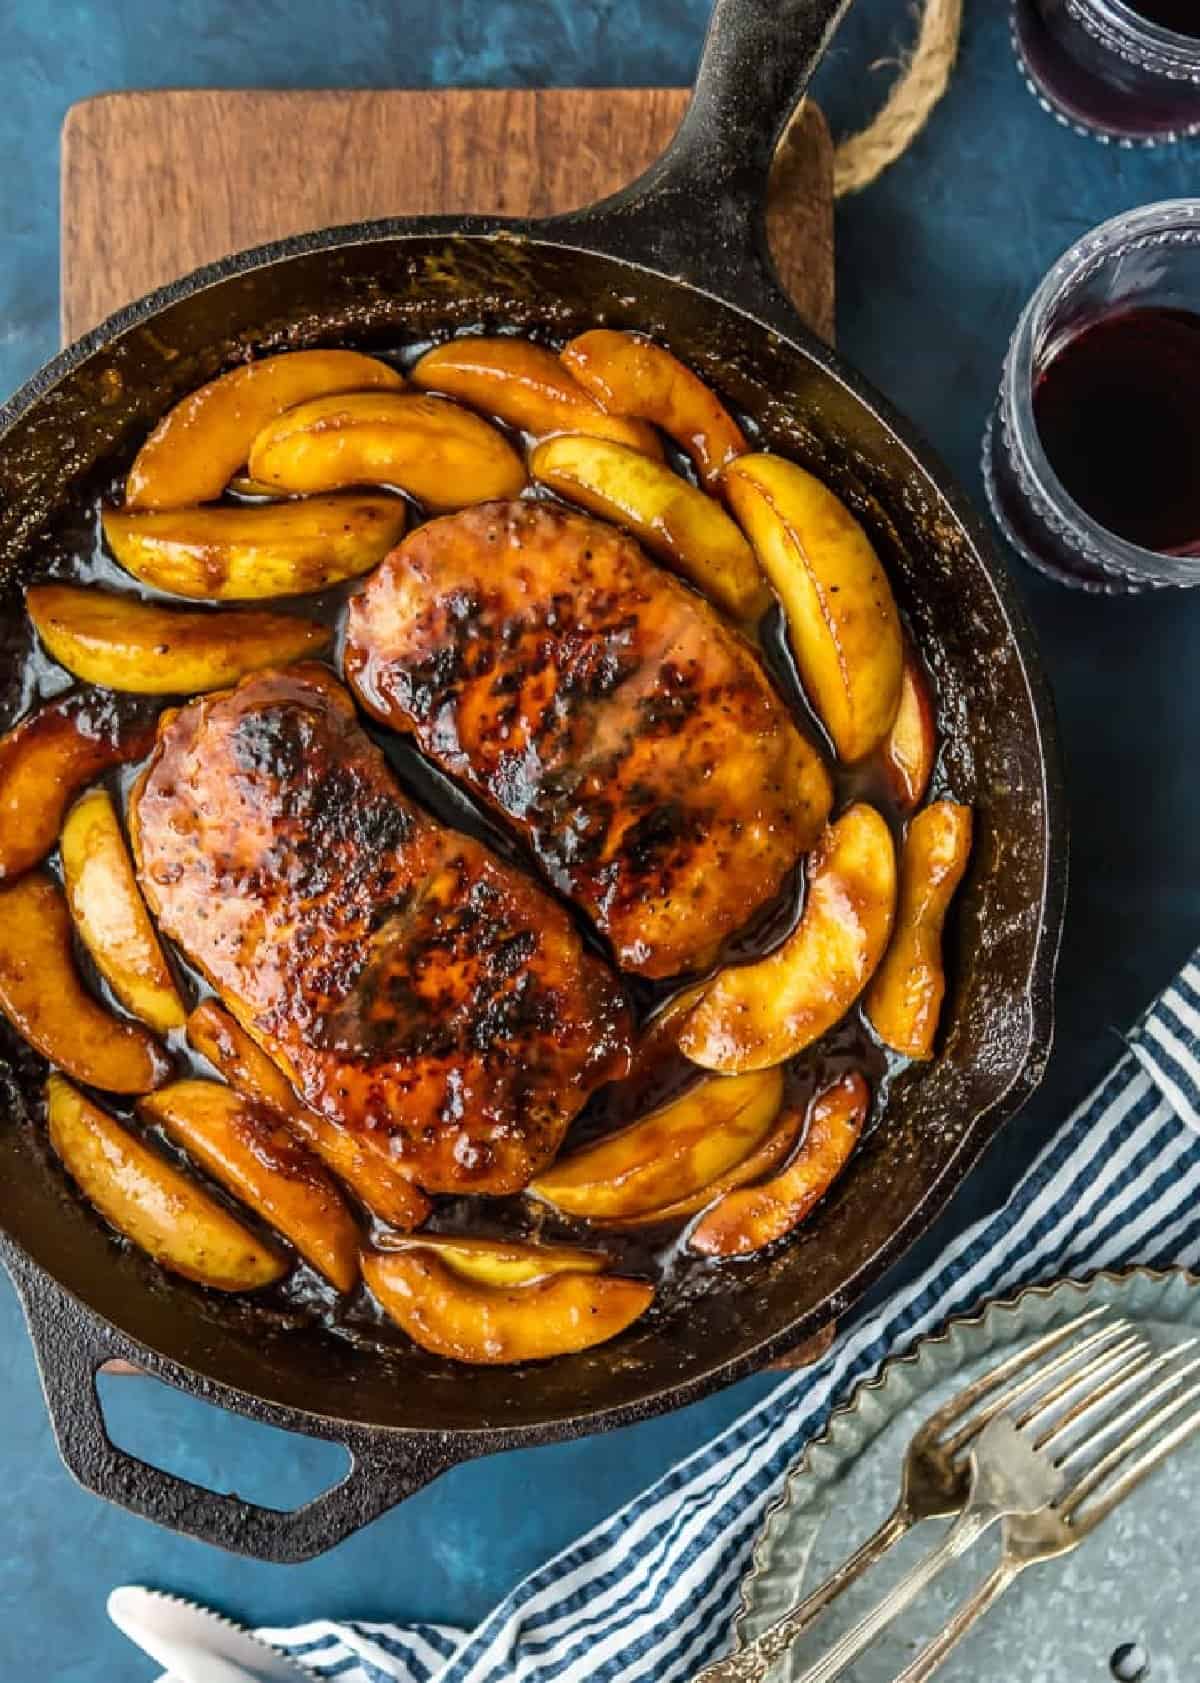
0, 215, 1068, 1443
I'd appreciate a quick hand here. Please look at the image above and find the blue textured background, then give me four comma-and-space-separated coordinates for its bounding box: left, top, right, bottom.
2, 3, 1199, 1678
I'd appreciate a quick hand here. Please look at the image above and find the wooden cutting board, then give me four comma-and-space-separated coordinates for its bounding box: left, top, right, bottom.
60, 88, 833, 342
60, 86, 835, 1372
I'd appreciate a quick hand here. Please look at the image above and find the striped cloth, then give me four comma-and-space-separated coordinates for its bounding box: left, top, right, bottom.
255, 951, 1200, 1683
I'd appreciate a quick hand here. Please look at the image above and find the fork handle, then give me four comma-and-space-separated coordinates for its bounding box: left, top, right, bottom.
691, 1508, 911, 1683
790, 1502, 999, 1683
890, 1560, 1022, 1683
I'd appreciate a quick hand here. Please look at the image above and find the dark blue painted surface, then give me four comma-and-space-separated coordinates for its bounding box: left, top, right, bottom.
1, 2, 1199, 1678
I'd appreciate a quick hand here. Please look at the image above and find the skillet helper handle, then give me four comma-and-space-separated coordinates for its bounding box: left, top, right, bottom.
555, 0, 854, 323
9, 1257, 461, 1562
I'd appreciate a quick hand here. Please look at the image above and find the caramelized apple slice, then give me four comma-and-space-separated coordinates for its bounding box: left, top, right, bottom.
689, 1073, 868, 1256
226, 474, 291, 498
527, 1066, 784, 1219
411, 339, 662, 456
47, 1075, 285, 1289
27, 584, 329, 694
247, 392, 526, 510
0, 874, 169, 1092
530, 436, 768, 621
615, 984, 712, 1110
102, 495, 406, 601
185, 1001, 431, 1230
865, 801, 973, 1059
679, 804, 896, 1074
561, 330, 748, 492
61, 787, 185, 1035
125, 349, 405, 510
595, 1098, 807, 1227
379, 1234, 608, 1288
724, 454, 903, 762
0, 693, 155, 880
141, 1080, 359, 1291
881, 646, 936, 812
635, 984, 710, 1059
362, 1248, 653, 1365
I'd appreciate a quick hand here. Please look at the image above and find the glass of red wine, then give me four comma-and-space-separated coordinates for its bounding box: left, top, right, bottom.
985, 201, 1200, 592
1012, 1, 1200, 143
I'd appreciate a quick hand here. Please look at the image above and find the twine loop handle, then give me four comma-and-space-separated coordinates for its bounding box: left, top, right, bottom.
784, 0, 965, 197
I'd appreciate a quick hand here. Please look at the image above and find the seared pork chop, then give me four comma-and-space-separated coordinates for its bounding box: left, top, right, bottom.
345, 500, 831, 978
129, 666, 631, 1195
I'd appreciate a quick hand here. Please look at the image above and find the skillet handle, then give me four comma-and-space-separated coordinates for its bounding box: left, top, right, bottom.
545, 0, 855, 328
7, 1254, 467, 1562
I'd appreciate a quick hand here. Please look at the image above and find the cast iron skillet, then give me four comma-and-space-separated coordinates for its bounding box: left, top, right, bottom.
0, 0, 1067, 1561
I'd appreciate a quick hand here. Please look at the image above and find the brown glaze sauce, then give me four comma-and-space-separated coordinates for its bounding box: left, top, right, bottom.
0, 330, 929, 1355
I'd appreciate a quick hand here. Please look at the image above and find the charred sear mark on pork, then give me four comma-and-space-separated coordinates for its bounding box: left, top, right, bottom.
129, 666, 631, 1195
345, 500, 832, 977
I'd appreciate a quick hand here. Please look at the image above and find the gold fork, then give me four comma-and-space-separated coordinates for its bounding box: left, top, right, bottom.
893, 1333, 1200, 1681
694, 1308, 1149, 1683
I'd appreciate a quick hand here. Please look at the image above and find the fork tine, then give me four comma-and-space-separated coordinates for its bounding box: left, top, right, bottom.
919, 1308, 1112, 1441
1068, 1389, 1200, 1531
1059, 1369, 1200, 1517
942, 1319, 1140, 1457
1055, 1348, 1200, 1480
1012, 1332, 1146, 1434
1032, 1346, 1179, 1450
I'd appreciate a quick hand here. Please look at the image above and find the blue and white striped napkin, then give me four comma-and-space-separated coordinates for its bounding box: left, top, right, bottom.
257, 949, 1200, 1683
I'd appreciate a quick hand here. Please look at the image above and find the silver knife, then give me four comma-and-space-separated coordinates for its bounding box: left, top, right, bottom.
108, 1585, 316, 1683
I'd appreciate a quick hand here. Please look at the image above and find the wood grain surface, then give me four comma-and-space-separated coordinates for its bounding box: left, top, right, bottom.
61, 88, 833, 342
63, 84, 834, 1371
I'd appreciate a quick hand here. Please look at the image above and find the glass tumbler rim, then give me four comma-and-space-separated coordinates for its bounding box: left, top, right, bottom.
1000, 199, 1200, 589
1072, 0, 1200, 80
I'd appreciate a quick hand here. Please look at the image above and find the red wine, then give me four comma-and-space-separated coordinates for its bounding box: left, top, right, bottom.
1129, 0, 1200, 35
1032, 306, 1200, 554
1014, 1, 1200, 141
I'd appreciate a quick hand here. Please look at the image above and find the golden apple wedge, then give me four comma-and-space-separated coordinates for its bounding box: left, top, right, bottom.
102, 495, 406, 600
410, 338, 662, 456
530, 435, 768, 620
247, 392, 526, 510
141, 1079, 360, 1292
678, 803, 897, 1073
724, 454, 904, 763
226, 474, 292, 498
376, 1234, 609, 1289
593, 1098, 807, 1227
561, 330, 748, 492
0, 694, 156, 881
125, 349, 404, 510
47, 1075, 286, 1290
61, 787, 186, 1035
0, 873, 170, 1092
362, 1247, 653, 1364
865, 801, 973, 1059
527, 1066, 784, 1219
27, 583, 329, 694
690, 1072, 868, 1256
185, 1001, 432, 1231
881, 645, 937, 812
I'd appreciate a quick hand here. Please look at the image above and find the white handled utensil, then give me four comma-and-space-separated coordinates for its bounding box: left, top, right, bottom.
108, 1585, 315, 1683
